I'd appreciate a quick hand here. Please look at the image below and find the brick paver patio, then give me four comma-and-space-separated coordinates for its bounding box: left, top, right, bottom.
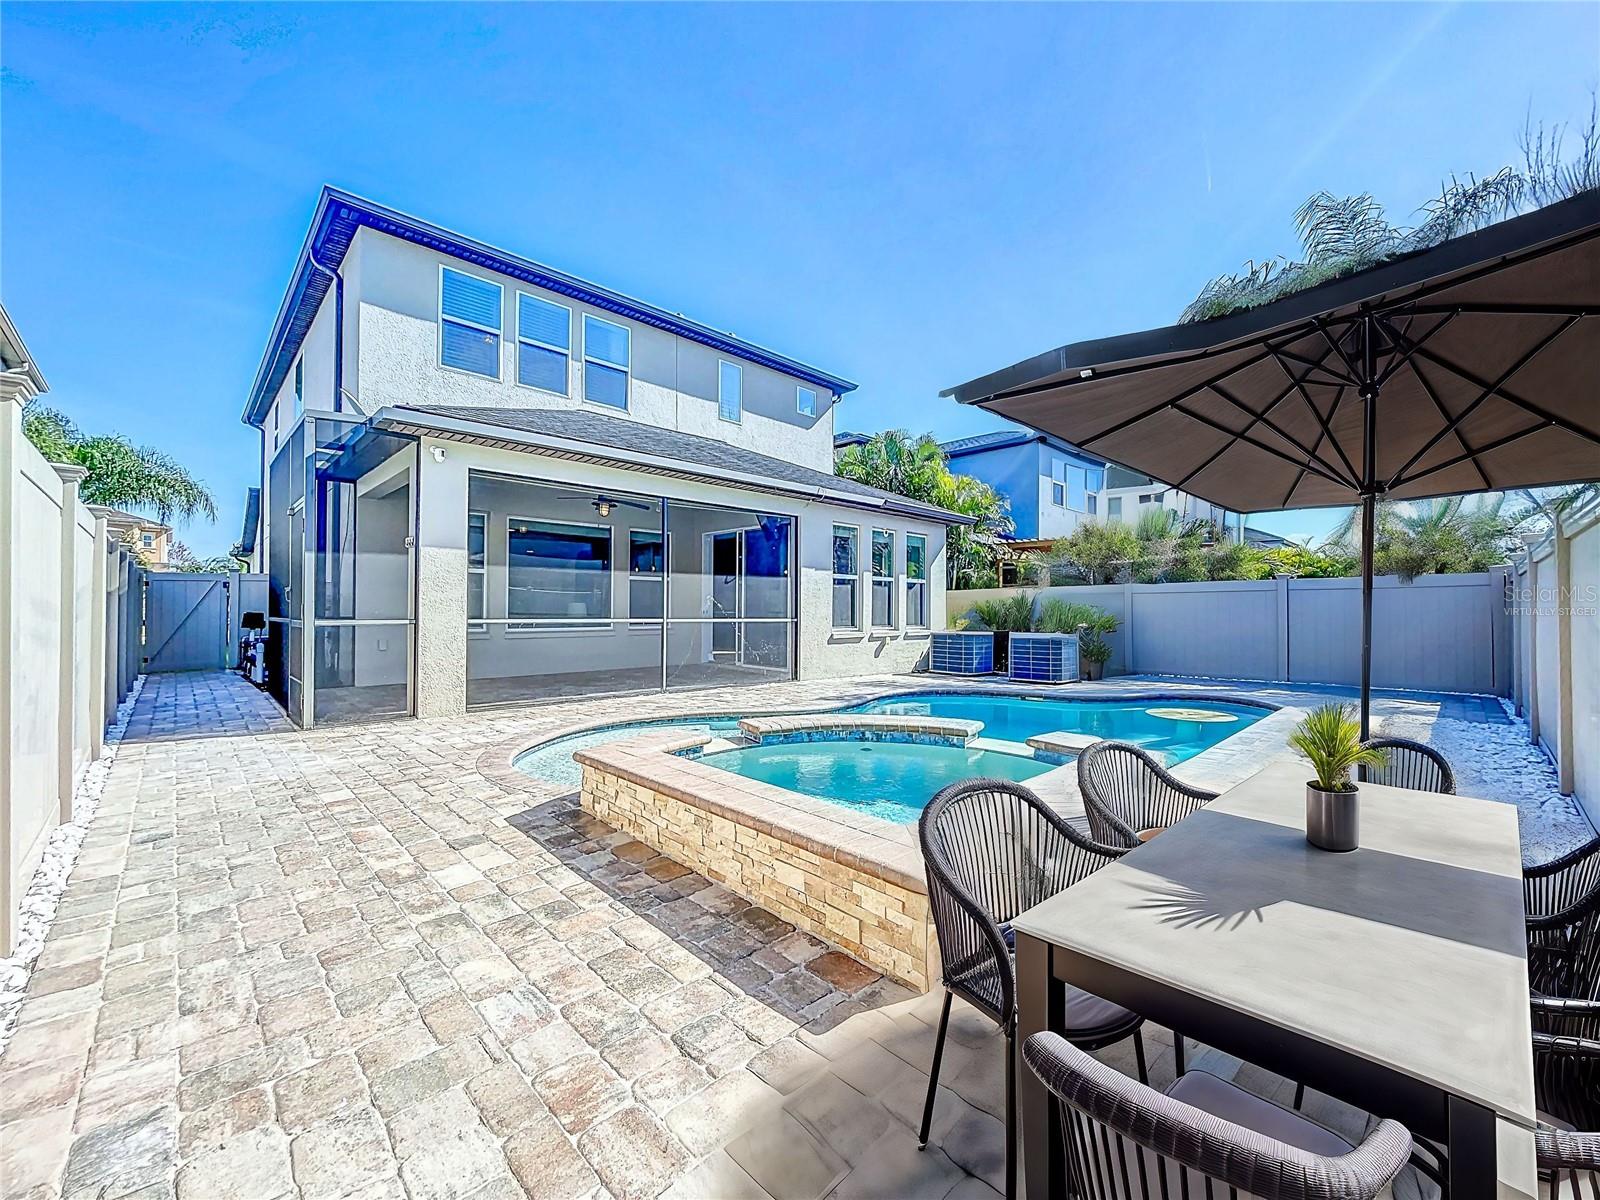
0, 670, 1475, 1199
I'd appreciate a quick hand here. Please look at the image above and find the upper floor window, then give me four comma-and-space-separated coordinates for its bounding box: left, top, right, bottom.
832, 525, 859, 630
797, 386, 817, 418
905, 534, 929, 629
1050, 480, 1066, 507
718, 361, 743, 423
517, 294, 570, 396
440, 267, 502, 379
871, 529, 896, 629
583, 315, 629, 409
294, 358, 304, 415
1087, 494, 1097, 516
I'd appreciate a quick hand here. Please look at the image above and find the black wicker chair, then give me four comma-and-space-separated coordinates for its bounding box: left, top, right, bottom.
1022, 1031, 1412, 1200
1527, 858, 1600, 1004
1532, 990, 1600, 1198
918, 778, 1148, 1200
1356, 736, 1455, 793
1528, 835, 1600, 928
1077, 741, 1219, 849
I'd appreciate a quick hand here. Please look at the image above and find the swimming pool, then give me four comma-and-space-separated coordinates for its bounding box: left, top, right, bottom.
697, 739, 1053, 823
513, 689, 1269, 791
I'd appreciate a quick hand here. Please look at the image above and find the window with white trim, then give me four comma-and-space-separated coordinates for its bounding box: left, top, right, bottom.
796, 386, 817, 418
871, 529, 896, 629
467, 511, 487, 631
905, 534, 929, 628
628, 529, 665, 622
832, 525, 859, 630
582, 315, 629, 409
517, 293, 570, 395
1050, 480, 1066, 507
507, 517, 611, 623
718, 361, 742, 423
439, 267, 503, 378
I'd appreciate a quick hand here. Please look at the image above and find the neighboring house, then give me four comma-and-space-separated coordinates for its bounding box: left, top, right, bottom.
833, 430, 873, 450
90, 506, 173, 568
940, 430, 1108, 542
941, 429, 1237, 543
241, 188, 966, 727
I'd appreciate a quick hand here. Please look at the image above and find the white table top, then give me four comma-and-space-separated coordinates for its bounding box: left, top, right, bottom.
1012, 758, 1537, 1127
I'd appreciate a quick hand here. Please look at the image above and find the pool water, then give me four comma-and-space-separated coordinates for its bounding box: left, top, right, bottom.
697, 740, 1054, 823
514, 716, 744, 791
847, 693, 1265, 761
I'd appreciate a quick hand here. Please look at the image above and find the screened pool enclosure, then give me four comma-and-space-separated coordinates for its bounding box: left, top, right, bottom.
264, 414, 797, 726
464, 473, 794, 709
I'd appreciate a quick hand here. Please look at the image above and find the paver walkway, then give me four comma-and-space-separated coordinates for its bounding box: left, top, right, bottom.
0, 670, 1525, 1199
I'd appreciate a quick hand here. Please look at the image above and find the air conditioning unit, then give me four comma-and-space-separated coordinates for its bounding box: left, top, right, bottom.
1008, 633, 1080, 684
928, 631, 995, 676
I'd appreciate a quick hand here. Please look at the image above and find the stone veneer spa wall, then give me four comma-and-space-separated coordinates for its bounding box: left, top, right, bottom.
575, 725, 938, 989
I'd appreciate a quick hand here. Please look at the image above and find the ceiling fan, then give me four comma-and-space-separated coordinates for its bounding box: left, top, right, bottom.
587, 493, 652, 518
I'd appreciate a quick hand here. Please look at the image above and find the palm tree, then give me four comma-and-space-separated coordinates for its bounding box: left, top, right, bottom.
1183, 104, 1600, 323
1328, 495, 1515, 581
22, 405, 216, 523
834, 430, 1013, 587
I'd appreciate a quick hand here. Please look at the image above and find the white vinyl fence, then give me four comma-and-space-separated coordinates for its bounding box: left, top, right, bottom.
0, 396, 145, 955
1509, 494, 1600, 828
948, 570, 1513, 696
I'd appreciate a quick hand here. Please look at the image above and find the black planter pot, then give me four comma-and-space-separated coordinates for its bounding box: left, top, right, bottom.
992, 630, 1011, 673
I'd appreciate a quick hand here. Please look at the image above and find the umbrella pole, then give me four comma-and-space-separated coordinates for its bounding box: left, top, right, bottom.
1359, 491, 1375, 739
1358, 314, 1378, 741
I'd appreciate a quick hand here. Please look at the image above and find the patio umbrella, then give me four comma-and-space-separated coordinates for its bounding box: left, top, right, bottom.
943, 189, 1600, 735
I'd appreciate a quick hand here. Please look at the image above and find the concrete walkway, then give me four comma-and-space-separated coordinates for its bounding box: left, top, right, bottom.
0, 670, 1525, 1199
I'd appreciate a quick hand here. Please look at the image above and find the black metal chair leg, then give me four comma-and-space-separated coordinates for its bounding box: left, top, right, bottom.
1174, 1031, 1185, 1076
919, 989, 953, 1148
1132, 1028, 1148, 1085
1293, 1081, 1305, 1110
1005, 1031, 1016, 1200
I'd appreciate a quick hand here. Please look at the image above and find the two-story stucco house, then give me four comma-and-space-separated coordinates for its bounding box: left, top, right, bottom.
239, 189, 966, 726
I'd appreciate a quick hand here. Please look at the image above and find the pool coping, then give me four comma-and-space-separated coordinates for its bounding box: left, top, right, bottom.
572, 727, 927, 895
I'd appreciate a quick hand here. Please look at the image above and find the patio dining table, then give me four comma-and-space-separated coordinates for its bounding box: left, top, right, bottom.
1013, 757, 1539, 1199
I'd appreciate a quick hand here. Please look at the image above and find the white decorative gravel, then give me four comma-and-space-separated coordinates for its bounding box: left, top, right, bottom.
0, 676, 144, 1053
1377, 699, 1594, 866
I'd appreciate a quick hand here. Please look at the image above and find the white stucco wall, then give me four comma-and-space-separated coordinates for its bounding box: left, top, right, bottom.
1569, 519, 1598, 819
411, 438, 947, 716
345, 230, 841, 472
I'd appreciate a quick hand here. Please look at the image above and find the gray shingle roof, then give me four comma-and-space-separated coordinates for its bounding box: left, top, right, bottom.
383, 406, 970, 524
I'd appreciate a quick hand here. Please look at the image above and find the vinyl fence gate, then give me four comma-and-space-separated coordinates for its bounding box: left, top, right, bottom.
142, 572, 231, 672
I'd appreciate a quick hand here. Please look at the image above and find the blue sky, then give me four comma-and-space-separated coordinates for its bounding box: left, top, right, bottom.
3, 2, 1595, 555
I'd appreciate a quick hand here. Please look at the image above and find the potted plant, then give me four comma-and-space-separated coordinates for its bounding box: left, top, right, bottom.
1078, 627, 1114, 680
1287, 703, 1387, 852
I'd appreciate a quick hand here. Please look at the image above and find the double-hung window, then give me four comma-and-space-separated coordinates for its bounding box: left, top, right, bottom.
905, 534, 929, 629
517, 293, 570, 395
467, 512, 487, 632
439, 267, 503, 379
832, 525, 859, 630
507, 518, 611, 626
796, 386, 817, 418
583, 315, 629, 409
871, 529, 896, 629
628, 530, 665, 623
718, 361, 742, 423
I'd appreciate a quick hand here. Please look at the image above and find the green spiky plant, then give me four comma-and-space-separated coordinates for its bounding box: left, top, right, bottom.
1288, 704, 1387, 793
1182, 104, 1600, 324
970, 592, 1036, 633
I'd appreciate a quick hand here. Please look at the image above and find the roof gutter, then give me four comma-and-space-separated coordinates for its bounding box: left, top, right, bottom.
366, 407, 973, 526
